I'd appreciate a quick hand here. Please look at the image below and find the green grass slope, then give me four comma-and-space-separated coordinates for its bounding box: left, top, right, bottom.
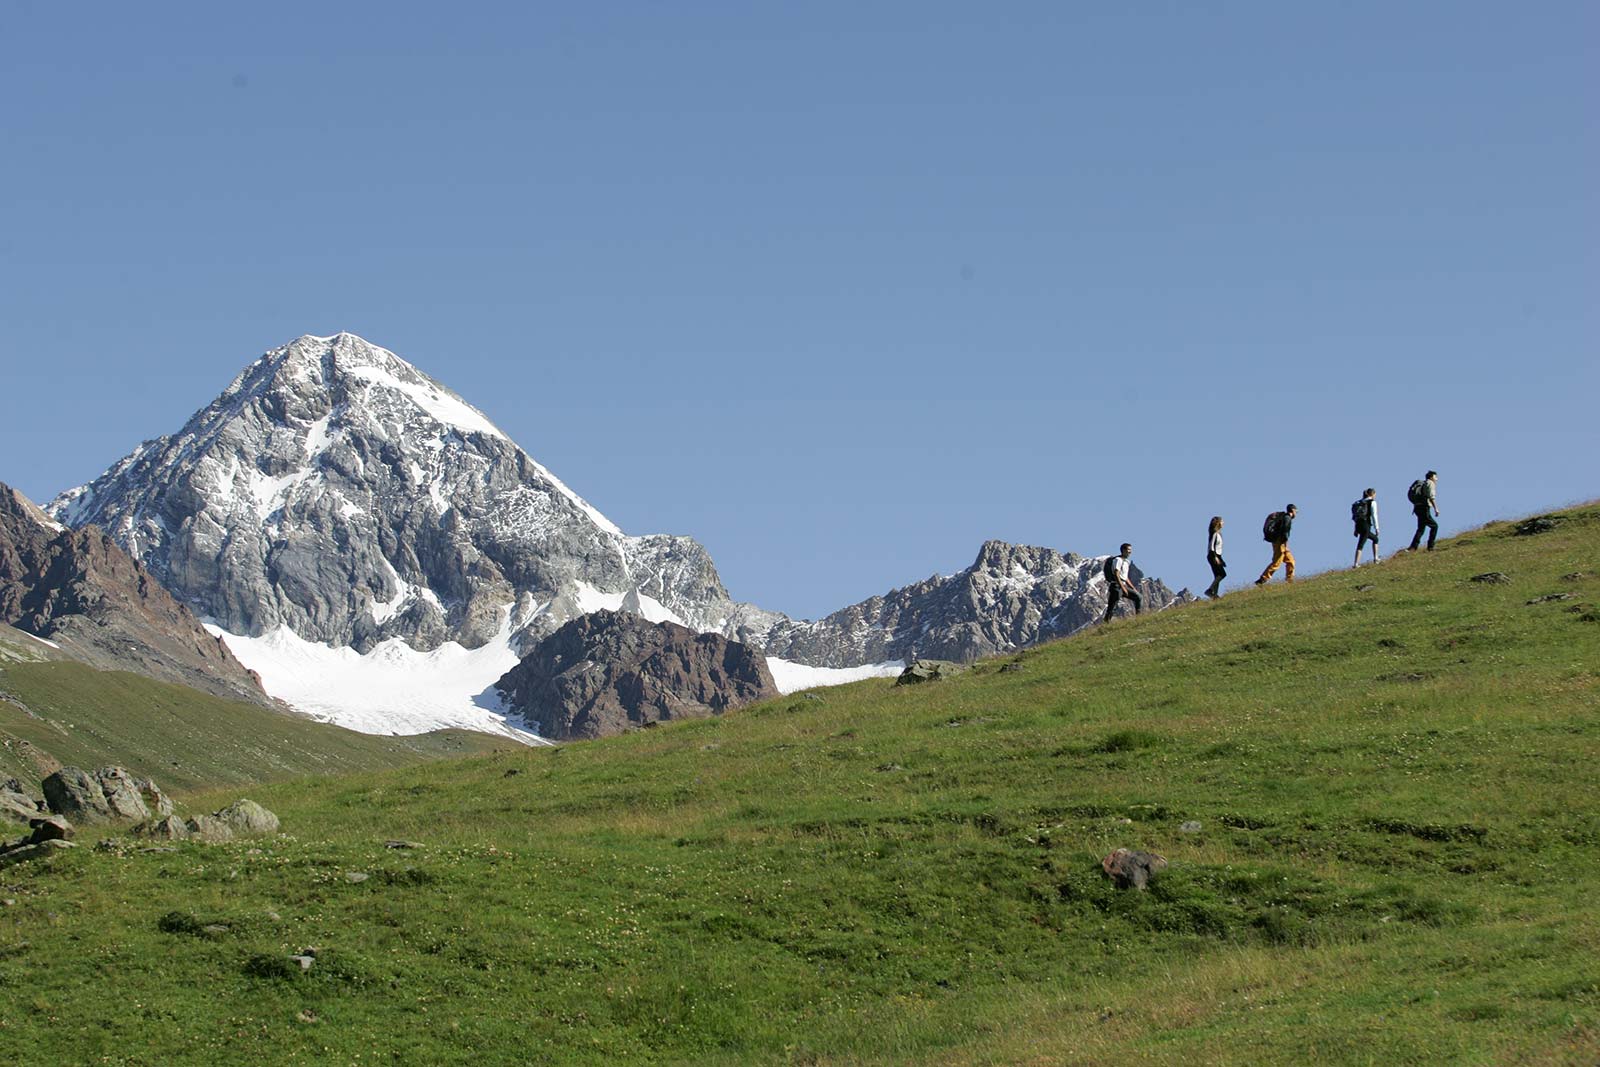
0, 634, 509, 793
1, 507, 1597, 1065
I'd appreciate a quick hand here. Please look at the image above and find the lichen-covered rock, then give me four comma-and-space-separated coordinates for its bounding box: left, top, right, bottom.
1101, 848, 1169, 890
0, 838, 75, 868
42, 767, 113, 822
495, 609, 779, 740
95, 767, 152, 822
214, 799, 279, 836
184, 815, 234, 843
0, 784, 42, 825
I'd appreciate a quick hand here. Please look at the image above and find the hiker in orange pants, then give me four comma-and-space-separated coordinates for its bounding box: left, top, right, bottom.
1256, 504, 1298, 584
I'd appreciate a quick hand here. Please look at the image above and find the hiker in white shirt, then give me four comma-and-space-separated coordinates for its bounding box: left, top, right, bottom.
1205, 517, 1226, 598
1102, 543, 1143, 622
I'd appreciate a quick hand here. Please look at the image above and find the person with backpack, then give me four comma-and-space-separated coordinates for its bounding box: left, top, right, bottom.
1102, 543, 1143, 621
1352, 488, 1380, 567
1255, 504, 1298, 585
1407, 471, 1440, 551
1205, 516, 1226, 598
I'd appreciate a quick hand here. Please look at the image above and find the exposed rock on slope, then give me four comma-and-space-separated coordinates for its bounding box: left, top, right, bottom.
0, 483, 267, 704
748, 541, 1183, 667
494, 610, 778, 740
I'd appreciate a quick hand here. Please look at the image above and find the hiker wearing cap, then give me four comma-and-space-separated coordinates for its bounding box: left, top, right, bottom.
1102, 543, 1142, 621
1205, 516, 1226, 598
1256, 504, 1298, 585
1352, 488, 1380, 567
1407, 471, 1440, 551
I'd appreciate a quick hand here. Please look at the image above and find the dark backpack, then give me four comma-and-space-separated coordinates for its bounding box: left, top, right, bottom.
1352, 498, 1372, 526
1407, 479, 1426, 506
1103, 556, 1119, 583
1262, 512, 1285, 542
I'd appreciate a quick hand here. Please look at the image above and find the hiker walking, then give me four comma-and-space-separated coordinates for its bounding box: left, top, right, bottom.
1255, 504, 1298, 585
1352, 488, 1380, 567
1102, 543, 1143, 621
1205, 516, 1226, 598
1407, 471, 1440, 551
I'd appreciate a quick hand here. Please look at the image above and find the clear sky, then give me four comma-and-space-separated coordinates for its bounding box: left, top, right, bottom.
2, 2, 1595, 619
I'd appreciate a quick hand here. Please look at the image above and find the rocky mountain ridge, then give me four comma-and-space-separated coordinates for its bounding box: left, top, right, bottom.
0, 483, 267, 704
44, 333, 1183, 734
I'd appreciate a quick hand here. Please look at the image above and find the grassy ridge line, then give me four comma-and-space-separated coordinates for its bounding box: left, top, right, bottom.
0, 506, 1597, 1064
0, 651, 510, 793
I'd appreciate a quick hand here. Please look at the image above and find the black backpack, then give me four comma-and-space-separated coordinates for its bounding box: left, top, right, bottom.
1407, 479, 1426, 505
1103, 556, 1119, 583
1262, 512, 1284, 542
1352, 498, 1371, 525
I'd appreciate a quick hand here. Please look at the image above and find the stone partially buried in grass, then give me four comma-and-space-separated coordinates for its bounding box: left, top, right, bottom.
1102, 848, 1168, 890
214, 799, 279, 836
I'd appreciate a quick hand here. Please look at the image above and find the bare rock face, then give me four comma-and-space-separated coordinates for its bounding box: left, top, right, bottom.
0, 483, 267, 705
749, 541, 1185, 668
495, 610, 779, 740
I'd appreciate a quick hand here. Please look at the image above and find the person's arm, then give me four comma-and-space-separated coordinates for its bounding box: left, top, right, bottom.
1372, 499, 1379, 535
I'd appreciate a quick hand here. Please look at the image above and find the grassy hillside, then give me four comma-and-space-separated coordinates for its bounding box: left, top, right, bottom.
1, 506, 1596, 1065
0, 630, 509, 793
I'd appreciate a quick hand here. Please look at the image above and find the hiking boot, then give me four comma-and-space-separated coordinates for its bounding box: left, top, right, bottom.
1254, 577, 1268, 586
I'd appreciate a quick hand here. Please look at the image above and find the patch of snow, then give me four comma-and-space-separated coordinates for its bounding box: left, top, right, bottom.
766, 658, 904, 695
20, 631, 61, 650
345, 364, 506, 441
207, 617, 547, 744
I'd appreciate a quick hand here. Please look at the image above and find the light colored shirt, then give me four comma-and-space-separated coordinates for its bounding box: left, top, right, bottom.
1112, 556, 1131, 583
1208, 531, 1223, 555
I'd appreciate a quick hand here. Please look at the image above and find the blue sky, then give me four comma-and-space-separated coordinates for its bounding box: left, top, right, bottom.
2, 2, 1595, 619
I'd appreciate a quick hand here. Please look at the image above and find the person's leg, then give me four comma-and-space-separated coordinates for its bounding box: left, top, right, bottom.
1130, 589, 1143, 614
1283, 546, 1296, 581
1103, 587, 1121, 622
1258, 542, 1285, 583
1425, 515, 1438, 550
1370, 532, 1380, 562
1354, 536, 1364, 568
1207, 554, 1225, 597
1410, 509, 1426, 550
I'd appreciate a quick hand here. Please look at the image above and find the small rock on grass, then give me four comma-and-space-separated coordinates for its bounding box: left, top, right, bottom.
1179, 820, 1203, 833
384, 840, 424, 850
1102, 848, 1167, 890
1527, 593, 1574, 605
344, 871, 369, 884
1470, 572, 1511, 585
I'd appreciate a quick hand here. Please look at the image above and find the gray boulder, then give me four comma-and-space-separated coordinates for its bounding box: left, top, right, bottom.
214, 799, 279, 836
135, 815, 191, 840
184, 815, 234, 843
895, 660, 971, 685
0, 784, 42, 825
1101, 848, 1168, 890
42, 767, 113, 822
95, 767, 152, 821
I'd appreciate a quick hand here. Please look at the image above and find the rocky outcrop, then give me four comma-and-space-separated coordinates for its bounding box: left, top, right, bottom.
749, 541, 1184, 667
0, 483, 267, 704
896, 660, 971, 685
214, 799, 279, 835
41, 767, 113, 823
495, 610, 779, 739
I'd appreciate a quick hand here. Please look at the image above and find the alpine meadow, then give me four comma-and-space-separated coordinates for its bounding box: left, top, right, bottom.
1, 506, 1595, 1065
